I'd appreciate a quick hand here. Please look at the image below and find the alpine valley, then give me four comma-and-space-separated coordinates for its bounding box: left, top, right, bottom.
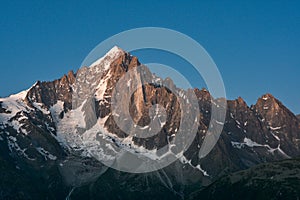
0, 47, 299, 200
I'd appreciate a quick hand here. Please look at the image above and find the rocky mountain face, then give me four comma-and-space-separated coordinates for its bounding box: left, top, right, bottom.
0, 46, 300, 199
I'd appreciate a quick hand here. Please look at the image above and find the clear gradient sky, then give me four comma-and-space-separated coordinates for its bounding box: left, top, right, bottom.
0, 1, 299, 113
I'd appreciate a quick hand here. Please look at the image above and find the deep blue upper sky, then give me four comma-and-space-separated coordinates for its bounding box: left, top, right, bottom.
0, 1, 299, 113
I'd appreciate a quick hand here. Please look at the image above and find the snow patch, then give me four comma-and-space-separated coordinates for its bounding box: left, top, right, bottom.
7, 136, 35, 161
243, 138, 263, 148
32, 102, 50, 115
231, 141, 244, 149
215, 120, 224, 125
127, 79, 132, 87
36, 147, 57, 160
95, 71, 111, 101
231, 137, 290, 158
270, 126, 281, 131
271, 132, 280, 141
179, 155, 209, 176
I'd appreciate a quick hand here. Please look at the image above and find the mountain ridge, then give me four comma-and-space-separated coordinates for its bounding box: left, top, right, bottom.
0, 46, 299, 199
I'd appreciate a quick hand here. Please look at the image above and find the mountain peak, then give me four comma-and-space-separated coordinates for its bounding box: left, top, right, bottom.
110, 45, 124, 52
255, 93, 279, 111
259, 93, 275, 101
89, 46, 125, 68
105, 46, 125, 56
255, 93, 281, 112
254, 93, 299, 131
237, 96, 246, 104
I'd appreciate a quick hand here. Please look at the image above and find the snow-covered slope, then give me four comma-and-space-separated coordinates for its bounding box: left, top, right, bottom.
0, 90, 30, 128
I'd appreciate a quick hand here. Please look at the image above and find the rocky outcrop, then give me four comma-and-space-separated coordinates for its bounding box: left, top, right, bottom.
26, 70, 75, 111
254, 94, 300, 156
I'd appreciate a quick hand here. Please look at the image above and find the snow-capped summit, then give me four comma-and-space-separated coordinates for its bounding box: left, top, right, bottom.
89, 46, 125, 69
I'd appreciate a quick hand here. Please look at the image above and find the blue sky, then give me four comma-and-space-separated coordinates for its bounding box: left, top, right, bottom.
0, 1, 300, 113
